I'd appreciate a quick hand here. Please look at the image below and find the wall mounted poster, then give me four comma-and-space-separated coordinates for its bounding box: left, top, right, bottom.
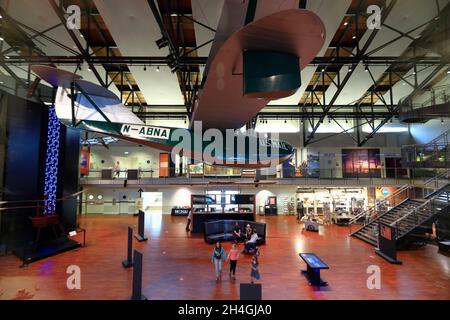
307, 154, 320, 178
342, 149, 381, 178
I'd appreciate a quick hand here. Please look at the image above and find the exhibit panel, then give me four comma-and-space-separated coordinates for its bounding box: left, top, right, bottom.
191, 193, 256, 233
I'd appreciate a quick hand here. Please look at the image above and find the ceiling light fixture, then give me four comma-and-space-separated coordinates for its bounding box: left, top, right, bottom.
364, 65, 369, 72
343, 21, 348, 26
348, 66, 352, 72
156, 66, 160, 72
321, 68, 325, 73
143, 65, 147, 71
80, 33, 84, 38
5, 55, 10, 59
352, 35, 356, 39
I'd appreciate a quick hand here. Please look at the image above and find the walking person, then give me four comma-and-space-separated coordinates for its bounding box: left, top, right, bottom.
297, 200, 304, 220
227, 242, 240, 281
113, 161, 121, 179
185, 209, 192, 232
250, 254, 260, 284
211, 242, 226, 282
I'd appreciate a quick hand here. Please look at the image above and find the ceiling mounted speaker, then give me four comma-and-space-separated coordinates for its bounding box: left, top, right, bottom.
156, 37, 168, 49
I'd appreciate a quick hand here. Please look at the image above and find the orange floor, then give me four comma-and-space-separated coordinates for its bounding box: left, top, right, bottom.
0, 214, 449, 300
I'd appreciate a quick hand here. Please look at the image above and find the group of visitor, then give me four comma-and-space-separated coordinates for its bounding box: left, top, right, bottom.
232, 222, 259, 253
211, 241, 260, 283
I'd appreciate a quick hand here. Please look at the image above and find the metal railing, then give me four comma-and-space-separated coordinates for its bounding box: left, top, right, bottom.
399, 84, 450, 113
402, 130, 450, 168
421, 169, 450, 198
0, 190, 88, 254
79, 167, 417, 182
348, 170, 450, 234
348, 184, 412, 234
391, 187, 450, 239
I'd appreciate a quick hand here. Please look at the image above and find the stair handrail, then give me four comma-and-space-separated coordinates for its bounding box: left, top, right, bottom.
421, 169, 450, 197
390, 190, 449, 238
402, 129, 450, 149
417, 85, 450, 108
348, 184, 411, 232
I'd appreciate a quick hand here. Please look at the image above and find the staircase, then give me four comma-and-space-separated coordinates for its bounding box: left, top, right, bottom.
351, 184, 450, 246
351, 199, 424, 246
392, 185, 450, 243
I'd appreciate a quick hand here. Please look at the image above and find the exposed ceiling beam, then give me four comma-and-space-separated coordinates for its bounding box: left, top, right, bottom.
304, 0, 398, 146
6, 55, 445, 66
358, 63, 446, 146
48, 0, 106, 87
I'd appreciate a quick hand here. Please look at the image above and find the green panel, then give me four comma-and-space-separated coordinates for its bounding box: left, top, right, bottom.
243, 51, 301, 96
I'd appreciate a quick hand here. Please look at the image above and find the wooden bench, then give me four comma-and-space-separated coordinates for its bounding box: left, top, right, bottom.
299, 253, 329, 286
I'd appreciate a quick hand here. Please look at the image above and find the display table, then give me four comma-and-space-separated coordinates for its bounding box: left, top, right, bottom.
334, 214, 352, 226
192, 212, 255, 234
171, 208, 191, 216
299, 253, 329, 286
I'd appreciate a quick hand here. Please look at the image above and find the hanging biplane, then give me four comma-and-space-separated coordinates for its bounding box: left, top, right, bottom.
32, 4, 325, 168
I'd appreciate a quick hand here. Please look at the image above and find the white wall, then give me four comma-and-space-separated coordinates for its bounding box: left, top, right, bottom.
89, 144, 161, 173
410, 119, 449, 145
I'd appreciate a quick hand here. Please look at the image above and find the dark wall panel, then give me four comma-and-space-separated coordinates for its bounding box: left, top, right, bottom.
57, 126, 80, 231
1, 92, 45, 247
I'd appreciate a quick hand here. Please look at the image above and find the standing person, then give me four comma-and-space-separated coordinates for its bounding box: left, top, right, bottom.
185, 209, 192, 232
227, 242, 240, 280
113, 161, 121, 179
297, 200, 304, 220
211, 242, 226, 282
250, 254, 260, 284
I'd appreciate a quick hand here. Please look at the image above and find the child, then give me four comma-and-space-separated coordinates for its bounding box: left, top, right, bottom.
227, 242, 240, 280
211, 242, 226, 282
250, 254, 260, 284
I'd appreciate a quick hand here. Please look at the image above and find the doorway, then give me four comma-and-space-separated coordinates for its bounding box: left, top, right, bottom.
142, 192, 163, 214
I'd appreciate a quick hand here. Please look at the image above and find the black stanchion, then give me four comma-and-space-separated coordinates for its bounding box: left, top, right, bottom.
122, 226, 133, 268
135, 210, 148, 241
240, 283, 262, 300
131, 250, 147, 300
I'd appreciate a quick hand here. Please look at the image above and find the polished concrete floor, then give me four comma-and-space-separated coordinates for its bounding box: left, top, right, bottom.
0, 214, 449, 300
